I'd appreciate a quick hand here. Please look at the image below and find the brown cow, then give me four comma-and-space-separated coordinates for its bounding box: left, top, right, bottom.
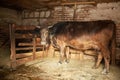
40, 20, 116, 74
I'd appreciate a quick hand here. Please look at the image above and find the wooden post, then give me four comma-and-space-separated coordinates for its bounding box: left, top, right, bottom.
33, 35, 36, 60
48, 45, 55, 57
62, 5, 65, 21
111, 38, 116, 65
79, 51, 84, 60
9, 24, 16, 69
42, 45, 45, 57
73, 3, 77, 21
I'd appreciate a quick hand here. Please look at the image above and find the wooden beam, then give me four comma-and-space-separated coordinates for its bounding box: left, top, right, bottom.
15, 26, 35, 30
15, 34, 33, 39
61, 1, 96, 5
18, 43, 42, 46
16, 47, 33, 51
16, 53, 33, 59
16, 46, 43, 51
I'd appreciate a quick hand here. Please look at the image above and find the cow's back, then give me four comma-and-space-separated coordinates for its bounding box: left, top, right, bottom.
51, 20, 115, 38
50, 20, 115, 50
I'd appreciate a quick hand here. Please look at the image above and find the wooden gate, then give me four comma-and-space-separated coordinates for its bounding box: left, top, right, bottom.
9, 24, 45, 69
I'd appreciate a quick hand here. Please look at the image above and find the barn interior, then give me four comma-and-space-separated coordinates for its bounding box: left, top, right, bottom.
0, 0, 120, 80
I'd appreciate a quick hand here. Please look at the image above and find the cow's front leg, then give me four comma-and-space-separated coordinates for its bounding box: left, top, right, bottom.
102, 51, 110, 74
92, 52, 103, 69
65, 46, 70, 63
59, 46, 65, 64
101, 46, 110, 74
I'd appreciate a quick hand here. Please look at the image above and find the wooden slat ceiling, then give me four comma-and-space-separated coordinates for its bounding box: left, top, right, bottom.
0, 0, 119, 11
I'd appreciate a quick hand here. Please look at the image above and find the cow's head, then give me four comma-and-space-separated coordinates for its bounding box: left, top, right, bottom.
40, 27, 49, 45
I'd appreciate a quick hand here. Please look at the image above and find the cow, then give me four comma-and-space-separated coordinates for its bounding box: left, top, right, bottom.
40, 20, 116, 74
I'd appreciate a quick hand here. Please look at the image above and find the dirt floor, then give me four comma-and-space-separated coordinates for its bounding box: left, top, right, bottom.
0, 57, 120, 80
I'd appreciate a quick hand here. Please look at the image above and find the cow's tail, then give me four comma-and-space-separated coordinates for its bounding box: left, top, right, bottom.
111, 22, 116, 65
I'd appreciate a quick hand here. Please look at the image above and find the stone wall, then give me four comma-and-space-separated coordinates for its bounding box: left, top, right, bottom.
52, 2, 120, 24
22, 2, 120, 26
88, 2, 120, 24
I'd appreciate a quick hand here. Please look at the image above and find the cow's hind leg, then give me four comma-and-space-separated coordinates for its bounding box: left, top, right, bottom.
93, 52, 103, 69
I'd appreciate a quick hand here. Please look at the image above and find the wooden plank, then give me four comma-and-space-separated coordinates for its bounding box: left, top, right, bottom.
16, 56, 33, 66
61, 1, 96, 5
15, 26, 36, 30
16, 46, 43, 51
18, 43, 33, 46
16, 51, 44, 65
16, 47, 33, 50
18, 43, 44, 49
35, 46, 43, 49
16, 53, 33, 59
15, 34, 33, 39
18, 43, 42, 46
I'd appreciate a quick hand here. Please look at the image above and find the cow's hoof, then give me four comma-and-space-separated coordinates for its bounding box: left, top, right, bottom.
101, 69, 109, 75
58, 61, 62, 64
65, 60, 69, 63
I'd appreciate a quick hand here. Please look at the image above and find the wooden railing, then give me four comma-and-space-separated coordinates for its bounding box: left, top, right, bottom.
9, 24, 45, 69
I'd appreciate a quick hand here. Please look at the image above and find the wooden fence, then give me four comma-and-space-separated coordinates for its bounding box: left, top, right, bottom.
9, 24, 45, 69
